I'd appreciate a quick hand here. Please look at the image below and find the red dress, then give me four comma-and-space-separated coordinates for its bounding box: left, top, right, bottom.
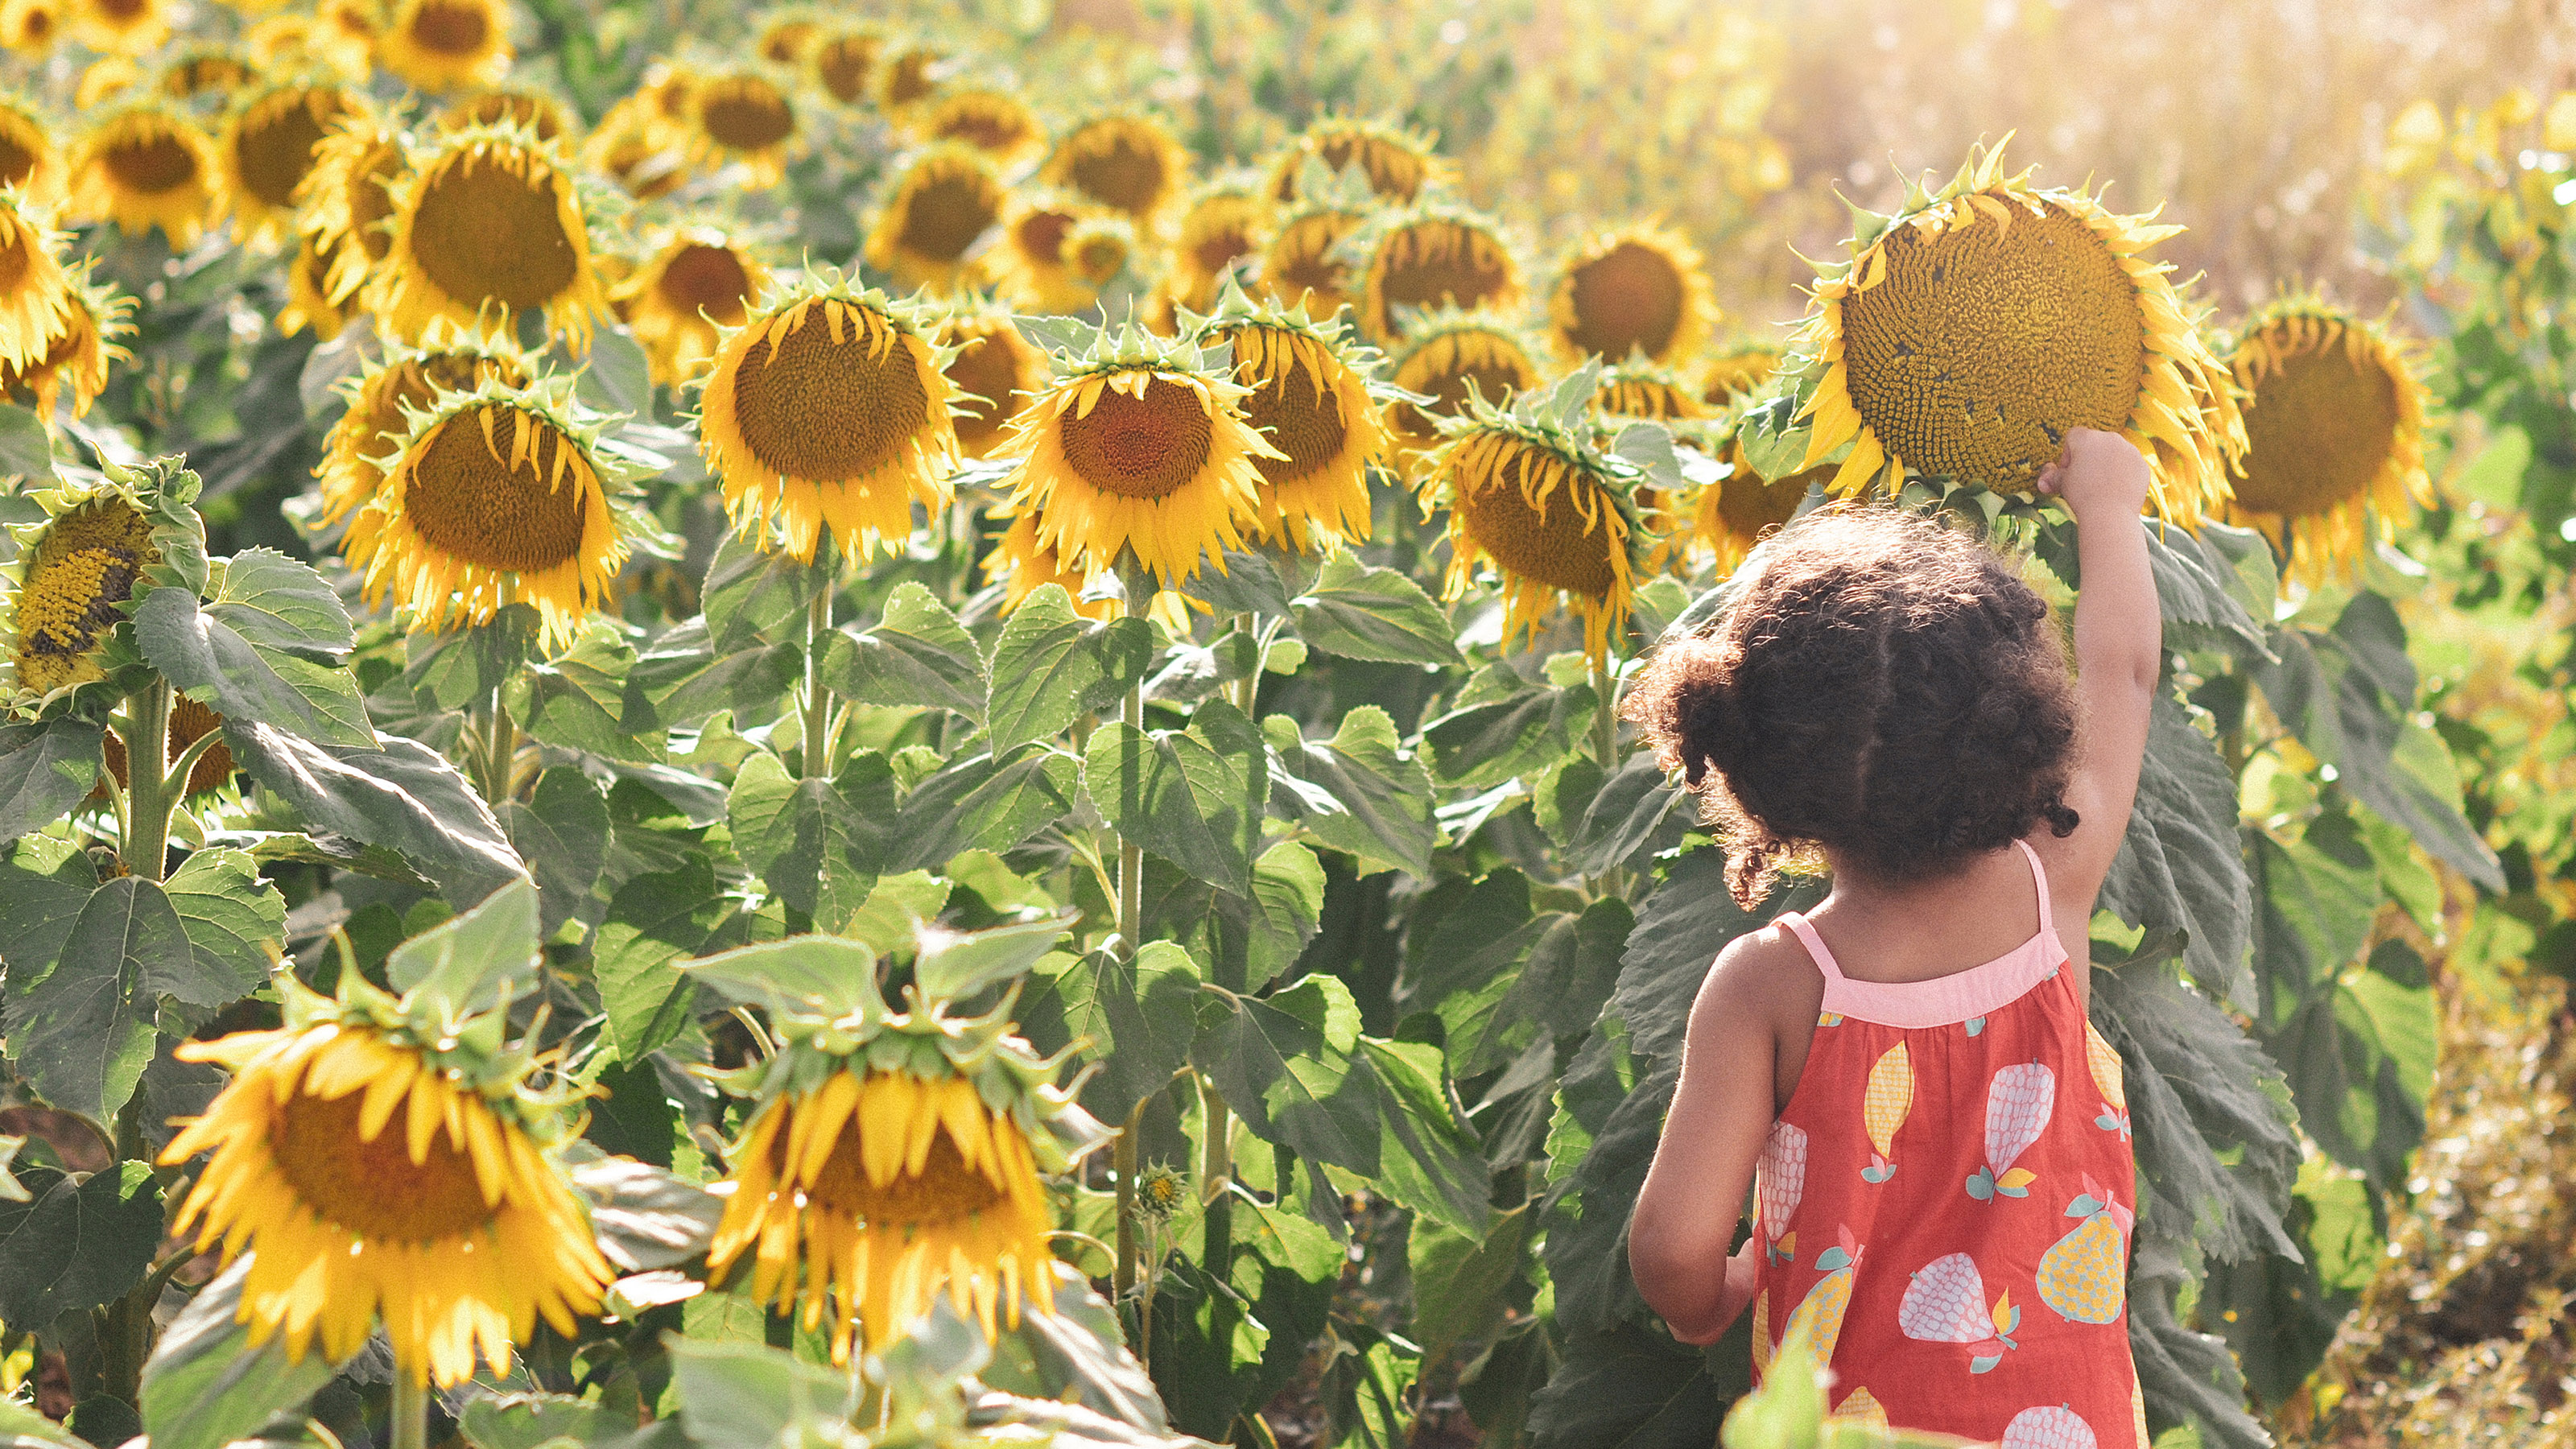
1749, 841, 2145, 1449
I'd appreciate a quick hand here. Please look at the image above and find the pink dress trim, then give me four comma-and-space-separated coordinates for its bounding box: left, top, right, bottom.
1774, 840, 2070, 1030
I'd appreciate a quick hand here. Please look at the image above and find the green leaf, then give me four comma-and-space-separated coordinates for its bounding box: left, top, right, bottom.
2248, 812, 2376, 1031
223, 723, 524, 905
0, 1401, 89, 1449
1084, 700, 1268, 897
134, 549, 374, 749
2097, 696, 2253, 1006
386, 873, 542, 1025
458, 1394, 617, 1449
985, 1278, 1178, 1432
667, 1337, 852, 1449
2267, 941, 2435, 1193
700, 534, 826, 654
683, 934, 886, 1022
889, 746, 1080, 873
1422, 671, 1589, 791
913, 912, 1078, 1003
1325, 1324, 1421, 1449
517, 629, 663, 764
0, 718, 103, 844
565, 1149, 724, 1273
819, 581, 986, 720
1206, 840, 1324, 994
1568, 753, 1692, 876
1410, 1203, 1531, 1368
1031, 941, 1202, 1121
836, 869, 951, 956
0, 836, 96, 985
499, 767, 611, 940
727, 749, 896, 927
1528, 1319, 1745, 1449
1267, 708, 1439, 877
139, 1257, 341, 1449
0, 401, 55, 483
1180, 545, 1309, 617
0, 1161, 159, 1326
631, 617, 799, 728
576, 324, 654, 418
163, 846, 284, 1004
988, 584, 1154, 754
6, 877, 185, 1120
2140, 522, 2268, 657
1290, 551, 1461, 665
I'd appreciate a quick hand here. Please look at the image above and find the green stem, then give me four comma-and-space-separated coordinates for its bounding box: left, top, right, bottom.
119, 679, 174, 881
477, 684, 517, 807
392, 1377, 429, 1449
1113, 1099, 1143, 1305
1589, 653, 1618, 772
1200, 1075, 1232, 1278
801, 585, 834, 779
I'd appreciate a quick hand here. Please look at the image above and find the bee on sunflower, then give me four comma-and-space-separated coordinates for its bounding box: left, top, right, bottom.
1698, 339, 1781, 409
0, 0, 63, 54
687, 64, 802, 187
69, 0, 166, 53
440, 86, 573, 145
613, 221, 771, 388
295, 102, 406, 308
932, 294, 1048, 460
1265, 114, 1447, 206
809, 25, 881, 107
1381, 308, 1546, 477
1163, 173, 1268, 317
1189, 277, 1392, 551
320, 320, 528, 539
1353, 200, 1525, 345
1039, 112, 1190, 231
912, 83, 1046, 171
0, 263, 130, 420
697, 271, 960, 564
865, 143, 1009, 295
67, 101, 223, 248
0, 100, 64, 203
374, 120, 614, 349
691, 931, 1108, 1363
2, 466, 196, 705
2219, 295, 2432, 587
983, 186, 1107, 316
1784, 141, 2244, 520
378, 0, 512, 92
1546, 221, 1718, 369
217, 77, 358, 244
159, 881, 613, 1394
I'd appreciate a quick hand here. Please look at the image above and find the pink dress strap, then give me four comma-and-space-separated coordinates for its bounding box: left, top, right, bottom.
1773, 840, 2068, 1030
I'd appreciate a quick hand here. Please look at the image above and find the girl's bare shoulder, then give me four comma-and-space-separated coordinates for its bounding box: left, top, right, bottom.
1692, 921, 1826, 1033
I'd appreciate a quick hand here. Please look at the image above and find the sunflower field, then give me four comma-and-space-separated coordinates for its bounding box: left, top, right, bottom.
0, 0, 2564, 1447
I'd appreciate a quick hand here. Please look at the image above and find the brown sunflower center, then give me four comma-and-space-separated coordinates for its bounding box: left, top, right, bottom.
943, 329, 1026, 452
16, 8, 49, 42
0, 130, 36, 191
758, 19, 815, 64
1191, 222, 1257, 278
934, 97, 1030, 153
350, 140, 403, 262
803, 1115, 1003, 1229
2231, 335, 2400, 518
237, 89, 349, 211
404, 405, 588, 572
1265, 211, 1357, 303
409, 0, 490, 56
1563, 241, 1686, 361
104, 131, 198, 196
1236, 341, 1348, 486
896, 168, 1001, 264
1394, 341, 1538, 444
1058, 377, 1213, 501
166, 54, 252, 98
729, 306, 932, 482
447, 92, 564, 142
1068, 231, 1126, 283
816, 36, 877, 104
657, 243, 753, 323
1377, 221, 1513, 320
97, 0, 143, 23
408, 152, 580, 314
1013, 208, 1073, 265
272, 1084, 496, 1244
1702, 351, 1777, 407
885, 49, 938, 109
15, 546, 140, 656
1456, 443, 1619, 598
1598, 378, 1695, 421
1063, 131, 1168, 213
1321, 133, 1423, 200
1838, 197, 2145, 487
1718, 457, 1827, 543
703, 81, 795, 153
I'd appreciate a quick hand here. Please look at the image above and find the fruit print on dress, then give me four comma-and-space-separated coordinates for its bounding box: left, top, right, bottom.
1898, 1251, 2021, 1373
1778, 1224, 1862, 1368
1757, 1119, 1807, 1265
2086, 1022, 2132, 1140
2001, 1406, 2100, 1449
2037, 1174, 2135, 1324
1860, 1042, 1912, 1183
1751, 1288, 1771, 1376
1967, 1061, 2054, 1201
1831, 1387, 1889, 1432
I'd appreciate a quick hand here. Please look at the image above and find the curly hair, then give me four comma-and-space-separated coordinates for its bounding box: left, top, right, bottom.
1622, 507, 2081, 908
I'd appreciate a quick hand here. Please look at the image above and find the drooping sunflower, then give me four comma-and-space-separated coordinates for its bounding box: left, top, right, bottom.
1546, 221, 1717, 368
981, 188, 1098, 316
1693, 415, 1829, 576
1192, 282, 1387, 551
997, 322, 1279, 585
0, 0, 63, 53
1061, 215, 1134, 294
1164, 174, 1266, 316
242, 11, 362, 80
1423, 386, 1648, 660
159, 886, 613, 1389
1038, 113, 1188, 229
1699, 339, 1781, 408
279, 232, 349, 336
0, 263, 127, 419
70, 0, 167, 54
2220, 296, 2431, 586
613, 223, 770, 387
933, 295, 1047, 460
68, 102, 223, 248
359, 373, 634, 642
2, 471, 188, 702
1787, 142, 2244, 520
1255, 200, 1366, 322
694, 936, 1106, 1363
697, 275, 960, 564
159, 46, 258, 102
0, 101, 63, 204
1265, 114, 1446, 205
914, 85, 1045, 171
218, 80, 357, 242
378, 0, 512, 93
982, 507, 1108, 619
441, 86, 571, 144
810, 26, 881, 107
1593, 361, 1707, 423
295, 105, 405, 306
864, 143, 1007, 294
689, 66, 801, 187
753, 8, 821, 66
879, 41, 943, 114
375, 122, 611, 348
582, 93, 691, 201
1382, 308, 1544, 476
0, 192, 75, 377
1355, 202, 1524, 344
320, 322, 526, 535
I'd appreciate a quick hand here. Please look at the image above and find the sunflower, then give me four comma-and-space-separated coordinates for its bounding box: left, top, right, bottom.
358, 374, 633, 642
1382, 308, 1544, 476
879, 42, 945, 115
312, 0, 379, 74
279, 232, 349, 337
864, 143, 1007, 294
76, 56, 144, 112
1256, 200, 1365, 321
754, 8, 821, 66
441, 87, 571, 144
997, 323, 1278, 585
2220, 296, 2431, 586
1693, 418, 1828, 576
698, 275, 960, 564
70, 0, 166, 54
1547, 221, 1717, 368
1356, 202, 1524, 344
1039, 113, 1188, 229
0, 265, 130, 419
982, 507, 1109, 619
320, 323, 526, 537
376, 122, 611, 348
159, 905, 612, 1389
102, 694, 232, 796
218, 80, 357, 242
0, 102, 64, 204
582, 93, 690, 201
68, 103, 221, 249
295, 106, 404, 305
1786, 142, 2244, 520
933, 296, 1047, 460
2, 473, 184, 701
0, 0, 61, 53
0, 192, 75, 377
613, 223, 770, 387
243, 11, 364, 80
1593, 361, 1707, 423
1265, 114, 1446, 205
160, 46, 257, 101
690, 67, 800, 187
1194, 284, 1386, 551
811, 26, 881, 106
1163, 175, 1265, 316
694, 939, 1104, 1364
1062, 215, 1134, 293
1422, 390, 1647, 660
914, 85, 1045, 171
1699, 340, 1781, 408
378, 0, 511, 93
982, 188, 1097, 316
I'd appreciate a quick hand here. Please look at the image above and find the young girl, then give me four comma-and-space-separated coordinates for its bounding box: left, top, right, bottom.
1620, 429, 2157, 1446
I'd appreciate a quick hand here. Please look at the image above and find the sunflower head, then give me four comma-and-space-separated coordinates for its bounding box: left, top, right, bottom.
581, 93, 691, 201
295, 104, 405, 304
379, 0, 513, 91
242, 10, 365, 80
914, 84, 1046, 171
698, 271, 960, 564
1421, 365, 1649, 660
68, 101, 223, 249
377, 121, 613, 349
1692, 410, 1829, 576
159, 879, 612, 1389
358, 371, 638, 643
1166, 173, 1268, 315
2221, 295, 2431, 588
1189, 278, 1389, 552
810, 24, 883, 106
864, 142, 1008, 295
1038, 112, 1189, 228
754, 7, 823, 66
0, 262, 130, 420
440, 86, 572, 145
1699, 339, 1781, 408
0, 189, 75, 376
933, 294, 1048, 460
101, 693, 233, 796
1062, 214, 1136, 291
1354, 201, 1525, 345
998, 319, 1279, 588
160, 46, 258, 102
1785, 142, 2244, 522
314, 0, 381, 72
980, 185, 1097, 316
690, 65, 802, 186
879, 40, 945, 114
71, 0, 167, 54
1265, 114, 1446, 206
1381, 307, 1545, 475
1547, 221, 1717, 368
690, 927, 1107, 1362
613, 221, 771, 387
0, 0, 63, 54
0, 105, 59, 211
321, 320, 529, 538
3, 465, 200, 706
279, 231, 350, 337
1593, 361, 1707, 423
1255, 196, 1368, 323
218, 79, 358, 241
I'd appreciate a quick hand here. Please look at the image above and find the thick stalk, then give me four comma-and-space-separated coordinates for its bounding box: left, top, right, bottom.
118, 679, 175, 881
1200, 1076, 1232, 1275
1111, 672, 1147, 1313
1113, 1100, 1143, 1304
801, 586, 834, 778
477, 685, 517, 807
391, 1377, 429, 1449
1588, 653, 1618, 771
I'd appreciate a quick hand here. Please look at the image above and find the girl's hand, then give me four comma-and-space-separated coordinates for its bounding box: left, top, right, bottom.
2034, 427, 2151, 520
